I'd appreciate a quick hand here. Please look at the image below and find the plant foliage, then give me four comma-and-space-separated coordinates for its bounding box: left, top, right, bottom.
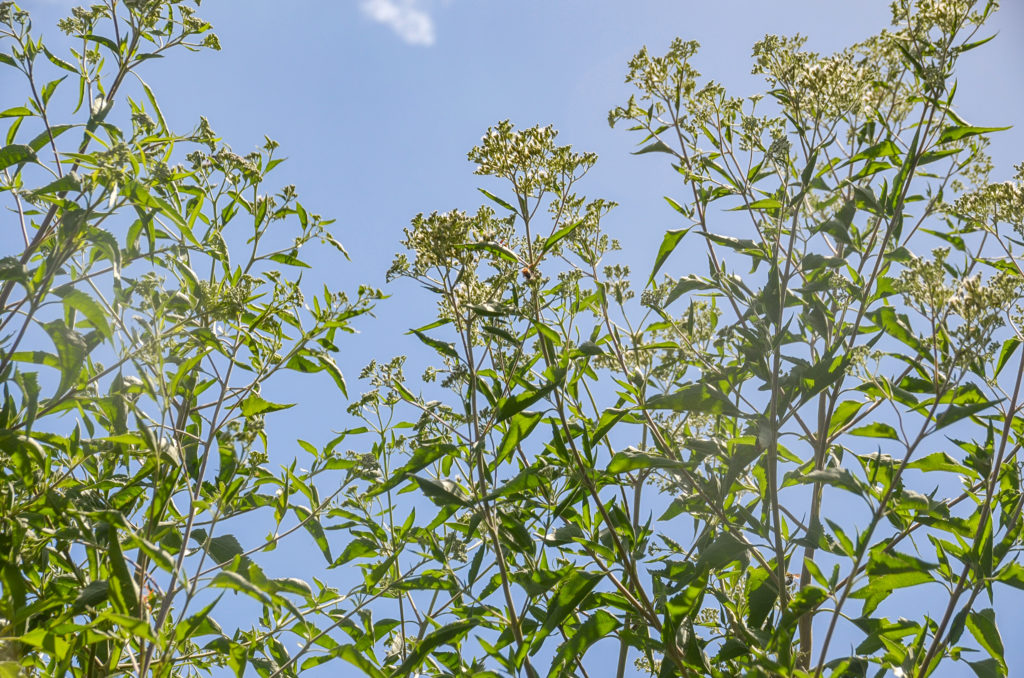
2, 0, 1023, 677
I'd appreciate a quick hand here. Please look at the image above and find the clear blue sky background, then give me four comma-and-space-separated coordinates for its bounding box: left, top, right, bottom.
14, 0, 1024, 673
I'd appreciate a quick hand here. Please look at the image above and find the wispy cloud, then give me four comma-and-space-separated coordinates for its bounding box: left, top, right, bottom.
360, 0, 436, 46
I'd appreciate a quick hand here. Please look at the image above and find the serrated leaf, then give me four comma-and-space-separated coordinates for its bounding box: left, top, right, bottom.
829, 400, 865, 434
412, 475, 469, 507
57, 287, 111, 339
71, 580, 110, 613
646, 383, 741, 417
42, 320, 89, 397
549, 609, 619, 676
649, 228, 690, 282
268, 251, 311, 268
543, 571, 603, 634
696, 532, 749, 572
966, 609, 1005, 672
239, 395, 294, 417
0, 143, 35, 170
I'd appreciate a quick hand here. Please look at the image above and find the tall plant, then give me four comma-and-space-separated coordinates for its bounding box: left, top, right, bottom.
0, 2, 379, 675
354, 0, 1024, 676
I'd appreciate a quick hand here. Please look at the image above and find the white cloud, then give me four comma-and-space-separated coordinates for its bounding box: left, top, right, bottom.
360, 0, 436, 47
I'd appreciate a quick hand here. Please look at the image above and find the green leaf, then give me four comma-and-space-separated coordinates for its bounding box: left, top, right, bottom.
632, 139, 674, 155
746, 568, 779, 629
607, 451, 684, 474
848, 422, 899, 440
485, 466, 547, 500
906, 452, 968, 474
814, 200, 856, 246
293, 504, 332, 562
645, 383, 742, 417
268, 251, 311, 268
542, 524, 584, 546
71, 580, 110, 613
210, 571, 271, 604
391, 620, 475, 676
410, 328, 459, 359
467, 302, 511, 317
780, 586, 827, 629
459, 241, 519, 263
995, 562, 1024, 590
0, 107, 32, 118
851, 548, 936, 615
57, 287, 112, 339
548, 610, 620, 677
27, 124, 74, 152
786, 468, 865, 496
316, 353, 348, 397
478, 188, 516, 212
870, 306, 922, 353
0, 144, 35, 170
665, 275, 715, 306
729, 197, 783, 211
33, 172, 82, 196
41, 320, 89, 397
996, 338, 1020, 377
412, 476, 469, 507
482, 324, 518, 344
543, 571, 603, 634
103, 524, 139, 616
333, 538, 378, 566
649, 228, 690, 282
829, 400, 865, 434
966, 609, 1005, 672
42, 46, 78, 74
205, 534, 247, 565
497, 410, 543, 461
85, 33, 120, 54
370, 443, 458, 496
850, 140, 901, 163
697, 532, 749, 572
542, 219, 584, 255
175, 598, 224, 643
967, 659, 1002, 678
239, 395, 295, 416
937, 125, 1010, 145
591, 407, 640, 445
495, 371, 563, 422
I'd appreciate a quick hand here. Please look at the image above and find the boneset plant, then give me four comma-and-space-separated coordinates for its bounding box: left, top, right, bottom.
342, 0, 1024, 677
3, 0, 1022, 677
0, 2, 381, 676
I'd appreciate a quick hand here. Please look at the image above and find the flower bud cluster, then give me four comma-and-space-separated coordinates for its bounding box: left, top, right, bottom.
953, 164, 1024, 234
57, 5, 109, 35
469, 120, 596, 199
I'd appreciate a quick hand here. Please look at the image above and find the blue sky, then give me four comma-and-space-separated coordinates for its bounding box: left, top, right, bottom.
12, 0, 1024, 673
